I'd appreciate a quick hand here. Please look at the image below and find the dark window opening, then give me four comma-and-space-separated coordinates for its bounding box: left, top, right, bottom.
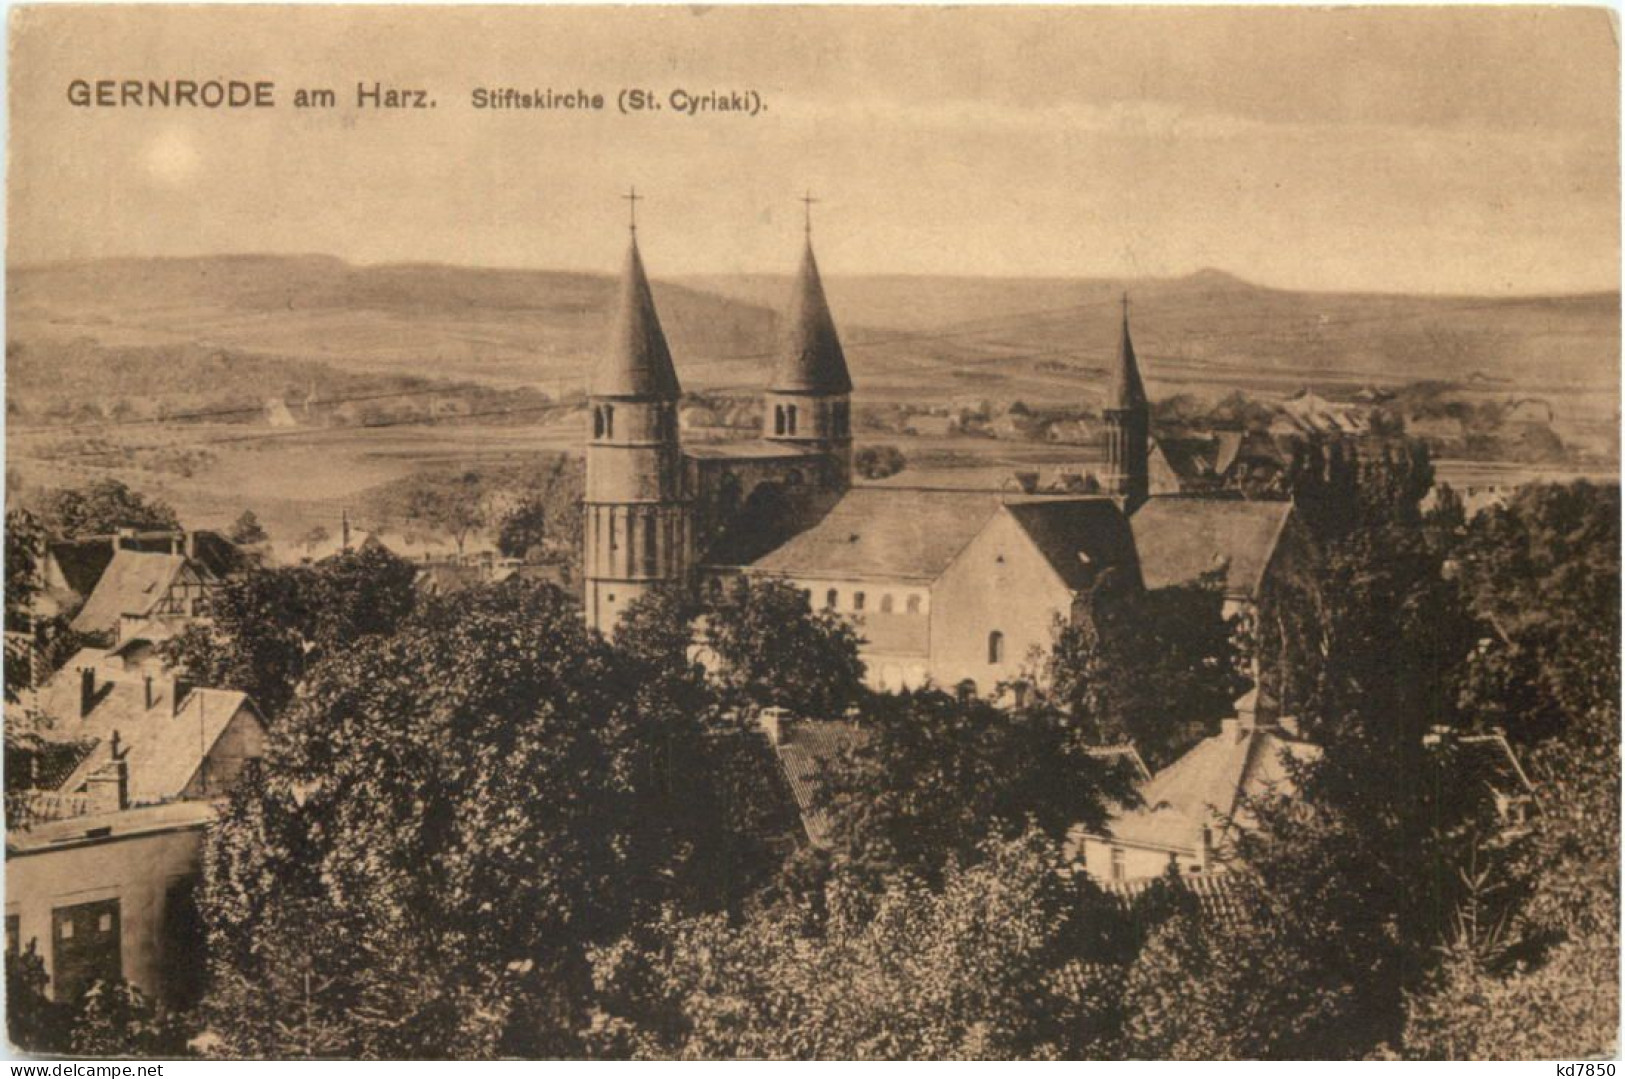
52, 898, 121, 1002
988, 630, 1005, 664
825, 589, 838, 610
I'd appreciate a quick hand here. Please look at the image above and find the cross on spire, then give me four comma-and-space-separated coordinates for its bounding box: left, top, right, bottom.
800, 190, 819, 237
622, 186, 642, 235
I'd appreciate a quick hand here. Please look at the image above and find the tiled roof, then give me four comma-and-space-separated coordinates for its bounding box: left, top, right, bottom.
8, 800, 217, 853
1002, 498, 1141, 591
770, 239, 852, 395
69, 550, 188, 636
46, 532, 240, 601
30, 669, 257, 804
1119, 723, 1320, 850
740, 488, 1003, 581
1130, 497, 1295, 599
770, 720, 866, 847
1100, 869, 1254, 925
593, 238, 681, 399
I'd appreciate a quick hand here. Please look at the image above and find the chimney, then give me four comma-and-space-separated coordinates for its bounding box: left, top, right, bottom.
173, 677, 194, 717
758, 708, 791, 746
115, 526, 137, 551
170, 531, 183, 556
143, 674, 157, 711
79, 667, 97, 718
185, 530, 198, 560
1219, 717, 1244, 743
86, 759, 129, 814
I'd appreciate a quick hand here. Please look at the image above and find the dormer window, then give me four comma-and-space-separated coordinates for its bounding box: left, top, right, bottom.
593, 408, 605, 439
787, 405, 799, 436
774, 405, 786, 436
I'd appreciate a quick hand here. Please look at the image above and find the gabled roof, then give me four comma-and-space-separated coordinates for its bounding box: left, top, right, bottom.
771, 239, 852, 395
28, 661, 261, 805
738, 488, 1004, 581
1109, 306, 1148, 411
1131, 497, 1296, 600
1128, 722, 1321, 843
592, 238, 681, 399
52, 683, 257, 804
769, 720, 867, 847
69, 550, 193, 636
1002, 498, 1142, 591
46, 532, 242, 600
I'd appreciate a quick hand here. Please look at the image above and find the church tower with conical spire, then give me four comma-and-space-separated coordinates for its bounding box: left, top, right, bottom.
762, 202, 854, 488
1103, 295, 1150, 513
583, 195, 691, 633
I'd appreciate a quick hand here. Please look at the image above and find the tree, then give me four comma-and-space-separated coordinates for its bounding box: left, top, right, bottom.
854, 445, 907, 480
68, 980, 194, 1058
298, 525, 330, 554
1450, 482, 1620, 741
227, 510, 269, 546
6, 941, 71, 1054
161, 545, 418, 719
201, 581, 761, 1057
585, 830, 1134, 1060
29, 478, 180, 538
399, 470, 488, 555
703, 577, 864, 717
496, 498, 548, 560
815, 688, 1139, 883
1046, 568, 1247, 768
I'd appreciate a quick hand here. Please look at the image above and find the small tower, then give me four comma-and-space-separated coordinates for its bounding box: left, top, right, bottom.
583, 192, 691, 633
1103, 295, 1150, 513
762, 195, 854, 487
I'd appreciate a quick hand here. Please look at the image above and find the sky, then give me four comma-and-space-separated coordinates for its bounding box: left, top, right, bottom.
8, 5, 1620, 293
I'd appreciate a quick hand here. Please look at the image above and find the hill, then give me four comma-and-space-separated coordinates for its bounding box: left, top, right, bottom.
10, 255, 1618, 416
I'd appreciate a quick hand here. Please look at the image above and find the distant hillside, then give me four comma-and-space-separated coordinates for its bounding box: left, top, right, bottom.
683, 268, 1620, 399
7, 255, 782, 393
10, 255, 1618, 415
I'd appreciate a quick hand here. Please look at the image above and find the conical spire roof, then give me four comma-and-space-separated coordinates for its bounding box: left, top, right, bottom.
771, 238, 852, 395
1109, 298, 1147, 411
593, 237, 681, 399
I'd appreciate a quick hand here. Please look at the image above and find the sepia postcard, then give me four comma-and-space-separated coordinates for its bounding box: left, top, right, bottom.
3, 4, 1619, 1063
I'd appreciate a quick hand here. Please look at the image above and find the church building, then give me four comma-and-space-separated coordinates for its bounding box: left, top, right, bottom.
582, 201, 1303, 698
